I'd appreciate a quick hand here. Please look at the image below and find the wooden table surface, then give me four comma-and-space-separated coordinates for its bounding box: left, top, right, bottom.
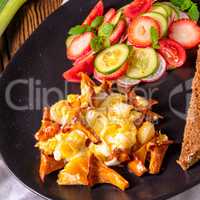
0, 0, 62, 72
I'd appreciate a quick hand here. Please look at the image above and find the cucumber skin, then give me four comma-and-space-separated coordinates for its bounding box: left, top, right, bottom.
143, 12, 168, 37
94, 44, 129, 75
154, 3, 172, 17
152, 5, 169, 18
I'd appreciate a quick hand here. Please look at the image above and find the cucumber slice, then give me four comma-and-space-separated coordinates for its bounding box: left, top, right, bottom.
152, 6, 169, 18
154, 3, 172, 17
95, 44, 129, 74
111, 10, 122, 26
126, 47, 158, 79
161, 2, 180, 18
143, 12, 168, 36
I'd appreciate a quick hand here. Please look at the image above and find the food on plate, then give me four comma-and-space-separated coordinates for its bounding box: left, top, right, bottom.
63, 0, 200, 86
178, 48, 200, 170
158, 38, 186, 69
169, 19, 200, 49
128, 16, 160, 47
35, 73, 172, 190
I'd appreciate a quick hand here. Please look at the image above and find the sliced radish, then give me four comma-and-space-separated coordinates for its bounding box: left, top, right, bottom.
110, 19, 126, 44
142, 54, 166, 83
169, 19, 200, 49
117, 76, 141, 87
128, 16, 160, 47
67, 32, 95, 60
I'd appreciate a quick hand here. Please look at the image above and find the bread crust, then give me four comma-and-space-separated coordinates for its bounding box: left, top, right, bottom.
178, 47, 200, 170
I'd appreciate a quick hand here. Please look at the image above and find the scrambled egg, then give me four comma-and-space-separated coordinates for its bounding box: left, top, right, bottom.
36, 75, 156, 166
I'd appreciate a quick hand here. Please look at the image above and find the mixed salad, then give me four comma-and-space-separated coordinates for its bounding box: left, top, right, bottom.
63, 0, 200, 87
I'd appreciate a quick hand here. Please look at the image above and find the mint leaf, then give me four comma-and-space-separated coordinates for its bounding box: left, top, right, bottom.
188, 3, 199, 21
68, 25, 86, 35
103, 37, 110, 48
90, 36, 110, 52
91, 16, 104, 28
98, 23, 114, 37
170, 0, 184, 7
150, 27, 160, 49
90, 36, 104, 52
181, 0, 192, 11
171, 0, 200, 21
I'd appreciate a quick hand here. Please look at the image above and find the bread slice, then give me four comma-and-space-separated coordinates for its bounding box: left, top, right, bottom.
178, 47, 200, 170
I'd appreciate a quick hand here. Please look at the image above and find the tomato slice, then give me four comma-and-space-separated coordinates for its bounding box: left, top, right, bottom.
124, 0, 152, 19
63, 55, 95, 83
104, 8, 116, 23
94, 62, 128, 81
82, 0, 104, 25
158, 39, 186, 69
110, 19, 126, 45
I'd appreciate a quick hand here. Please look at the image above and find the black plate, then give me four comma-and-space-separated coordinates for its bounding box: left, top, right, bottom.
0, 0, 200, 200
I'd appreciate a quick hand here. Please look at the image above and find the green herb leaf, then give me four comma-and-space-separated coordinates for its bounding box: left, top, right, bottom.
170, 0, 184, 7
90, 36, 104, 52
85, 25, 93, 32
103, 37, 111, 48
68, 25, 86, 35
181, 0, 192, 11
170, 0, 200, 21
150, 27, 160, 49
188, 3, 199, 21
90, 36, 110, 52
98, 23, 114, 37
91, 16, 104, 28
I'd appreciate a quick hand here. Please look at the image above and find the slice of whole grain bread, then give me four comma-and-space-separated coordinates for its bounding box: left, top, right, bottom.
178, 47, 200, 170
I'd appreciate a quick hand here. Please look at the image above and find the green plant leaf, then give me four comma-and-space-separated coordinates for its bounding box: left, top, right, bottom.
98, 23, 114, 37
91, 16, 104, 28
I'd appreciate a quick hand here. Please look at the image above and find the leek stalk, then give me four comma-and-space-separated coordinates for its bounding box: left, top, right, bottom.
0, 0, 27, 37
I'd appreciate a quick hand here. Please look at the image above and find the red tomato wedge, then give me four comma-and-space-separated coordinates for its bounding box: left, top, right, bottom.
128, 16, 160, 47
158, 39, 186, 69
63, 55, 95, 83
104, 8, 116, 23
124, 0, 152, 19
110, 19, 126, 45
169, 19, 200, 49
94, 62, 128, 81
67, 32, 95, 61
82, 0, 104, 25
